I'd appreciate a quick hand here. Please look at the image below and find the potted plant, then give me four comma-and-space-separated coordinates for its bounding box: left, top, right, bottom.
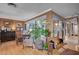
30, 20, 50, 50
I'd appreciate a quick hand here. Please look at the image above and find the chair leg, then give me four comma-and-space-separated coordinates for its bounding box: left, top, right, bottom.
22, 44, 25, 49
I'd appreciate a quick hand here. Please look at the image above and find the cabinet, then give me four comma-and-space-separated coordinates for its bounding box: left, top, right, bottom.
0, 31, 15, 42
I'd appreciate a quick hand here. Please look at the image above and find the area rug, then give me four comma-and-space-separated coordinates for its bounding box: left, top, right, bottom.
60, 49, 79, 55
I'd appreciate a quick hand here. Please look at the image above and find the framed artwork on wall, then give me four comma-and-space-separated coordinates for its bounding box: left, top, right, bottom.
16, 23, 23, 31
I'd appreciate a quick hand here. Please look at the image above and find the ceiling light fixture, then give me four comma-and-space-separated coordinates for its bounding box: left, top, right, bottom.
8, 3, 16, 7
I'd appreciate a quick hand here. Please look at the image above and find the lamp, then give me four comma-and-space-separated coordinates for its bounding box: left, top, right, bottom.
12, 25, 16, 31
55, 23, 58, 26
29, 29, 32, 32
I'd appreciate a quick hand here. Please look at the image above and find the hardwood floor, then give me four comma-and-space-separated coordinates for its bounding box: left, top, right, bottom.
0, 41, 78, 55
0, 41, 48, 55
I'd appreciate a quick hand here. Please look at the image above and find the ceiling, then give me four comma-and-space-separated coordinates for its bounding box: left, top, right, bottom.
0, 3, 79, 21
